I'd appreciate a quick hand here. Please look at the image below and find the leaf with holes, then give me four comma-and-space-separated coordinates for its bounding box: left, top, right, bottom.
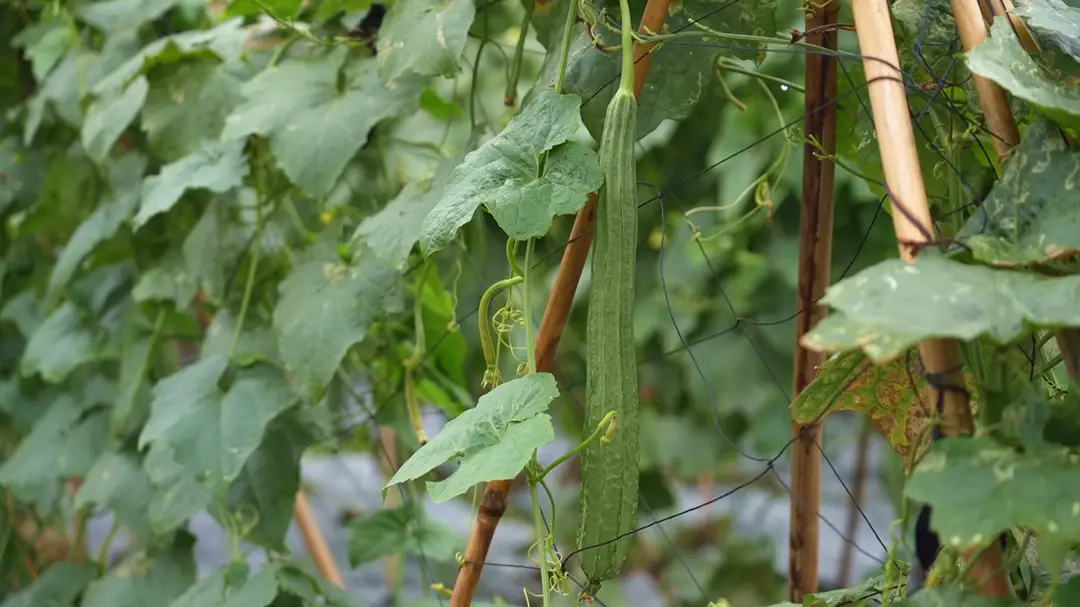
906, 436, 1080, 549
385, 373, 559, 502
273, 248, 403, 400
532, 0, 775, 140
222, 47, 423, 197
968, 18, 1080, 130
134, 139, 247, 228
375, 0, 475, 83
347, 501, 460, 565
802, 257, 1080, 362
957, 118, 1080, 269
790, 349, 936, 470
419, 90, 601, 254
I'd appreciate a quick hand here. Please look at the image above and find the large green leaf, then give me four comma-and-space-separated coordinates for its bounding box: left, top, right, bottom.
0, 562, 99, 607
221, 47, 423, 197
968, 18, 1080, 130
534, 0, 775, 140
81, 533, 197, 607
77, 0, 184, 34
957, 118, 1080, 268
134, 139, 247, 228
375, 0, 475, 83
76, 450, 156, 542
48, 153, 146, 294
182, 198, 230, 303
385, 373, 559, 502
21, 301, 121, 382
81, 75, 149, 163
138, 356, 298, 531
0, 137, 49, 214
272, 248, 403, 401
419, 90, 601, 254
142, 58, 248, 162
906, 436, 1080, 547
347, 501, 460, 565
11, 19, 76, 83
0, 395, 109, 503
802, 256, 1080, 362
218, 405, 331, 550
352, 157, 457, 269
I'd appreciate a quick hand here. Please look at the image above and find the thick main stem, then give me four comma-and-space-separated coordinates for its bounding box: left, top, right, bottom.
789, 0, 839, 600
849, 0, 1010, 596
447, 2, 671, 603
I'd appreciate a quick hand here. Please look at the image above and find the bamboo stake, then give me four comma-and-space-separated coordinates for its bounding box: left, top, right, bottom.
295, 491, 346, 588
448, 4, 670, 603
789, 0, 839, 600
849, 0, 1011, 595
952, 0, 1080, 381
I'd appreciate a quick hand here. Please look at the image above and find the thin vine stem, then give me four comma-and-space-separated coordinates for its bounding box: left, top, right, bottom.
523, 238, 537, 375
529, 479, 551, 607
539, 410, 616, 478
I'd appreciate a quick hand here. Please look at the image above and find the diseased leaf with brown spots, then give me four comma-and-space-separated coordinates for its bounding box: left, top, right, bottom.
791, 349, 979, 471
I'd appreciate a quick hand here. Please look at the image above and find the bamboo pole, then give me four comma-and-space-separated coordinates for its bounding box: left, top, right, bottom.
447, 4, 671, 603
294, 491, 346, 588
849, 0, 1011, 595
789, 0, 839, 600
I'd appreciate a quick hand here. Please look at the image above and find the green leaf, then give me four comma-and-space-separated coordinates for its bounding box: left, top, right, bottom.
385, 373, 559, 502
0, 137, 50, 214
957, 118, 1080, 268
167, 562, 281, 607
82, 533, 197, 607
894, 589, 1024, 606
314, 0, 373, 20
906, 436, 1080, 547
0, 562, 99, 607
219, 405, 332, 549
77, 0, 184, 34
352, 157, 456, 268
132, 252, 198, 307
202, 311, 279, 367
48, 153, 146, 294
22, 301, 120, 382
968, 17, 1080, 129
273, 250, 403, 401
419, 87, 463, 120
12, 19, 76, 82
375, 0, 475, 83
221, 47, 423, 197
224, 0, 305, 18
135, 139, 248, 228
419, 90, 601, 254
803, 256, 1080, 362
94, 21, 248, 95
182, 198, 230, 302
82, 76, 149, 163
534, 0, 775, 140
138, 356, 298, 531
1013, 0, 1080, 62
142, 58, 248, 162
347, 501, 460, 565
76, 450, 156, 542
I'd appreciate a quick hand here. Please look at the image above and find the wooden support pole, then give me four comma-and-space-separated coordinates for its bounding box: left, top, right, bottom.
789, 0, 839, 599
850, 0, 1011, 595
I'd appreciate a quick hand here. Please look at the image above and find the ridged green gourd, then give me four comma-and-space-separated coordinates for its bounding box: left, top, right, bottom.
576, 80, 640, 593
